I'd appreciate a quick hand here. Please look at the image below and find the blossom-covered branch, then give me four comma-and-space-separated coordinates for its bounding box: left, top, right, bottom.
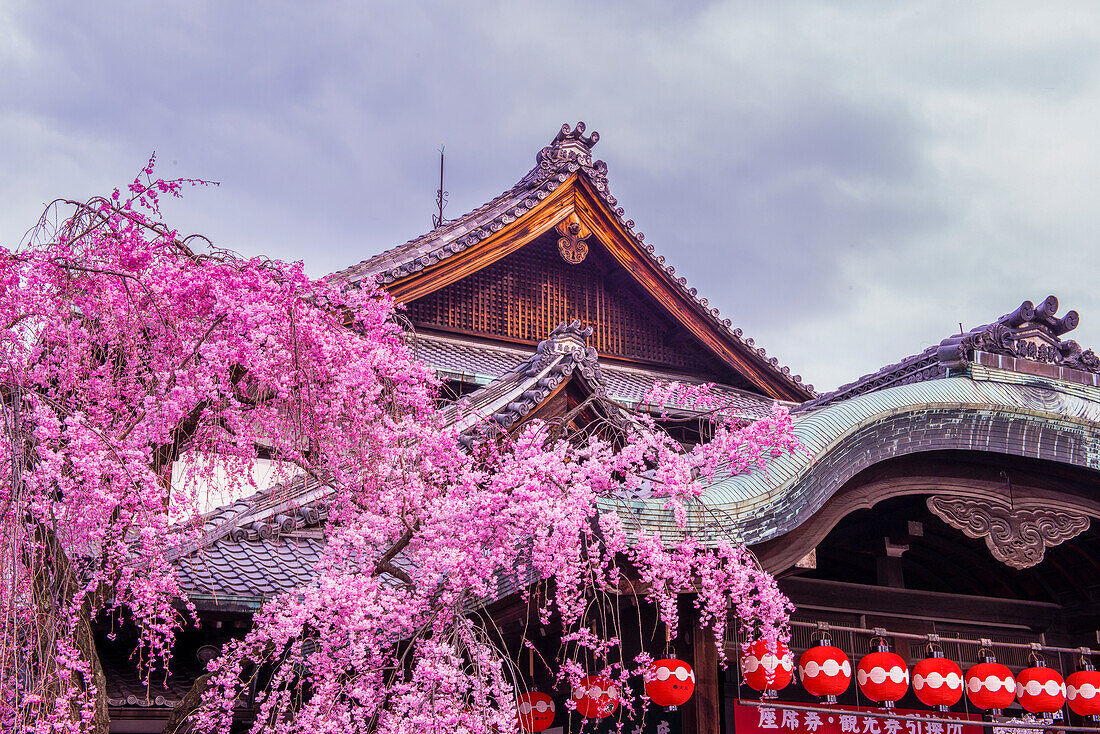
0, 163, 799, 734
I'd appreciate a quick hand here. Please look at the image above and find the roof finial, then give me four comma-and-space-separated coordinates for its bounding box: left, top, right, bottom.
552, 121, 599, 149
536, 122, 600, 168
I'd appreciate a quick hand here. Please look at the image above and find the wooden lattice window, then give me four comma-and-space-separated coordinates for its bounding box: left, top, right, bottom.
404, 234, 725, 373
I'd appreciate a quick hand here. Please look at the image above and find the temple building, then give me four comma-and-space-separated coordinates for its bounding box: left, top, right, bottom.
105, 124, 1100, 734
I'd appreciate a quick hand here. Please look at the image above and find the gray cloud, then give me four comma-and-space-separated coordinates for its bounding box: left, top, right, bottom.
2, 0, 1099, 391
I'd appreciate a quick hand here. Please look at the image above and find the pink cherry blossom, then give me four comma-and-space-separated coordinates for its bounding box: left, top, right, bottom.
0, 163, 797, 733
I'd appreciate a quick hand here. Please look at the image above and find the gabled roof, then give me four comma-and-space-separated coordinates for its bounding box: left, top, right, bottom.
332, 122, 813, 402
414, 331, 780, 421
442, 320, 626, 437
171, 323, 626, 606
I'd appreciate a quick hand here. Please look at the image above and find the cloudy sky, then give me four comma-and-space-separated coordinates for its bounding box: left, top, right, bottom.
2, 2, 1098, 392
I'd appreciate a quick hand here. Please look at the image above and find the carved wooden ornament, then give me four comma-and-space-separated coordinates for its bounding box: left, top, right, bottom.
556, 213, 590, 264
926, 495, 1089, 569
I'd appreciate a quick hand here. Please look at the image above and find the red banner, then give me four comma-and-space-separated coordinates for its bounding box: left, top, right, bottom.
733, 700, 984, 734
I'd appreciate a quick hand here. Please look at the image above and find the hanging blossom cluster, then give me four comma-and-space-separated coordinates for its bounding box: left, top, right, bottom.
0, 160, 434, 733
195, 405, 799, 734
0, 163, 801, 734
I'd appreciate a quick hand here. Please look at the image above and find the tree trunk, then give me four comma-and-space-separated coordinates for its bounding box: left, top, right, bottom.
161, 671, 212, 734
28, 522, 111, 734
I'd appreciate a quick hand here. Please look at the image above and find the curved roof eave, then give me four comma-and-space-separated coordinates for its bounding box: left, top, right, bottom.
612, 372, 1100, 547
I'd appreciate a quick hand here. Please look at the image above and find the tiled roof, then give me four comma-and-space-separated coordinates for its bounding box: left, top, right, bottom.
608, 368, 1100, 558
802, 296, 1100, 410
332, 122, 812, 397
172, 323, 787, 612
410, 332, 529, 384
172, 324, 625, 606
105, 666, 197, 709
601, 365, 778, 421
175, 534, 325, 603
102, 644, 205, 709
441, 321, 629, 438
411, 331, 780, 421
169, 474, 331, 561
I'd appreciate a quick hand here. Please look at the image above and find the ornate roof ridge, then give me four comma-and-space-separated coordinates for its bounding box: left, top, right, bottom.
802, 295, 1099, 410
445, 320, 628, 441
800, 346, 944, 410
170, 473, 332, 558
329, 122, 813, 398
936, 295, 1096, 372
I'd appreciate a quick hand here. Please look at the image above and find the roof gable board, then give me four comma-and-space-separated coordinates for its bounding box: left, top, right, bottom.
333, 122, 813, 402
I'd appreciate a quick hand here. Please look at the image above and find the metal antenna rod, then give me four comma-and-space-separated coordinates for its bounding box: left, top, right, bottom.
433, 145, 448, 229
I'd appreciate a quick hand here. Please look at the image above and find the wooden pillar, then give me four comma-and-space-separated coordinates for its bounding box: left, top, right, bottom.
680, 610, 720, 734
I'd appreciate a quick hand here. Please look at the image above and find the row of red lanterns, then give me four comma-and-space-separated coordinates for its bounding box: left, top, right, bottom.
741, 638, 1100, 719
517, 657, 696, 731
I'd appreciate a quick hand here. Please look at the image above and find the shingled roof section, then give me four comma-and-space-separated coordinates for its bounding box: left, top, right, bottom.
331, 122, 813, 398
441, 320, 622, 435
413, 330, 780, 421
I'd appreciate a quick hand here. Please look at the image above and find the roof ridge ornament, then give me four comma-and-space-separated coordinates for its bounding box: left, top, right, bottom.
551, 121, 600, 150
937, 295, 1099, 374
525, 320, 602, 380
538, 122, 599, 168
537, 320, 596, 363
528, 121, 610, 192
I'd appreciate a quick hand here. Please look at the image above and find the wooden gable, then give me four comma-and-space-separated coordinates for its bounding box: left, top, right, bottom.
338, 123, 813, 401
394, 173, 806, 400
404, 230, 730, 376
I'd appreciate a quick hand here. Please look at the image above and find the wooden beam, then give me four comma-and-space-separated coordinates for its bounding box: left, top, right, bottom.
680, 604, 720, 734
780, 577, 1061, 630
570, 177, 805, 401
387, 176, 578, 303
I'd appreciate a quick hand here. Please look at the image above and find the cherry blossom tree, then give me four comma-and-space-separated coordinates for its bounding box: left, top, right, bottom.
0, 164, 799, 734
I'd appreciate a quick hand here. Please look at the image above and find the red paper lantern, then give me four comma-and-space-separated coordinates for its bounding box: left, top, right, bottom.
1067, 665, 1100, 718
645, 658, 695, 708
1017, 664, 1066, 715
965, 660, 1017, 713
912, 654, 964, 710
516, 691, 555, 732
799, 639, 851, 703
857, 643, 909, 709
572, 675, 620, 719
741, 640, 794, 698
